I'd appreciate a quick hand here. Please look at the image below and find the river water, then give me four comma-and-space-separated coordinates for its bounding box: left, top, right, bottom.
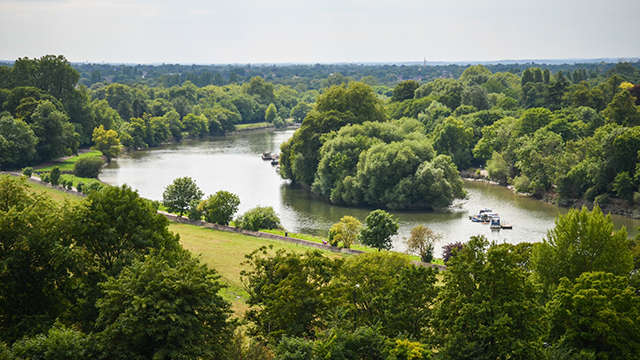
101, 129, 640, 254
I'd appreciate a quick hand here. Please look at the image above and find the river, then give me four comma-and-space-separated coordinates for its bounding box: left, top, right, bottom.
101, 129, 640, 253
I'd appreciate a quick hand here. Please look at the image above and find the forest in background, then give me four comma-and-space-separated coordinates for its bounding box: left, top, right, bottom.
1, 55, 640, 210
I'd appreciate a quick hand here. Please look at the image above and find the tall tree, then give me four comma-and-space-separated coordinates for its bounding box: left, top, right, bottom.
162, 177, 204, 219
432, 236, 544, 360
0, 115, 37, 170
546, 272, 640, 359
279, 82, 386, 186
30, 100, 79, 161
0, 176, 77, 342
531, 206, 633, 299
358, 209, 399, 251
404, 224, 442, 263
71, 184, 180, 277
390, 80, 419, 103
94, 251, 233, 360
603, 90, 640, 127
329, 216, 362, 248
91, 125, 120, 162
197, 190, 240, 225
265, 103, 277, 123
242, 248, 343, 343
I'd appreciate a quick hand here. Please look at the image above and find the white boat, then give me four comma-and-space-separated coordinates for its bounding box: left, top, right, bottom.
490, 216, 501, 230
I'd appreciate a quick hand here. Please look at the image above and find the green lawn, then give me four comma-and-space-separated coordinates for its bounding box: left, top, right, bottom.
171, 223, 346, 314
260, 228, 445, 264
36, 150, 104, 172
33, 151, 106, 189
25, 178, 84, 204
235, 122, 274, 130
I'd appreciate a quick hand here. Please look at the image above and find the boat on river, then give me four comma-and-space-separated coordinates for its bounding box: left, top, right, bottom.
469, 208, 498, 222
490, 216, 501, 230
261, 152, 272, 160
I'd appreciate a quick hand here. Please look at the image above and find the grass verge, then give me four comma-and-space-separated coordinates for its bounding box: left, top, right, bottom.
170, 223, 346, 315
36, 150, 104, 172
34, 150, 105, 189
235, 122, 274, 130
260, 228, 445, 265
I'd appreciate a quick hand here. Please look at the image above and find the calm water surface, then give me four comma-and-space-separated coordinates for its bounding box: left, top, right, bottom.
102, 129, 640, 253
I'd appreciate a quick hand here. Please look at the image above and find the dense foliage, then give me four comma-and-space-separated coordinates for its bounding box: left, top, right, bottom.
0, 175, 234, 358
235, 206, 283, 231
73, 156, 104, 178
197, 190, 240, 225
241, 207, 638, 359
270, 61, 640, 210
162, 176, 203, 218
2, 172, 640, 358
3, 56, 640, 212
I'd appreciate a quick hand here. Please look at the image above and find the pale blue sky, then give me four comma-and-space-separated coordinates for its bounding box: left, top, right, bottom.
0, 0, 638, 64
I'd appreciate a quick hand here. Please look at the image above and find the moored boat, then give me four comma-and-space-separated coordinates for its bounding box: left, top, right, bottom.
490, 216, 501, 230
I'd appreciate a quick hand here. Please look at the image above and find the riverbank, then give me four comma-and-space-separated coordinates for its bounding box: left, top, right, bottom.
7, 172, 445, 270
461, 167, 640, 223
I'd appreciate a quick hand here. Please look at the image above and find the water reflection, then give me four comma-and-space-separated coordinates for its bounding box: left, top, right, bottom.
101, 129, 640, 254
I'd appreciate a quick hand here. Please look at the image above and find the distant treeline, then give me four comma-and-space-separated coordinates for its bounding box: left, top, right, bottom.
1, 58, 637, 89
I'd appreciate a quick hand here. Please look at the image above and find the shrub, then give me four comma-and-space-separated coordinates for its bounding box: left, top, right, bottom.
594, 194, 610, 207
82, 182, 104, 195
198, 191, 240, 225
235, 206, 282, 231
76, 182, 84, 193
273, 116, 285, 128
10, 324, 87, 360
188, 199, 203, 220
405, 225, 441, 263
22, 167, 33, 178
442, 241, 464, 263
50, 167, 61, 186
41, 174, 50, 183
66, 180, 73, 190
512, 175, 531, 193
73, 156, 104, 178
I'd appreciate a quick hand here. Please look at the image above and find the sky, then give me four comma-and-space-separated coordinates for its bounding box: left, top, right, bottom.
0, 0, 639, 65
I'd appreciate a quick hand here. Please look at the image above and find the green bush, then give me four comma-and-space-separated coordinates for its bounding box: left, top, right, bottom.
198, 191, 240, 225
10, 324, 87, 360
22, 167, 33, 178
76, 182, 84, 193
235, 206, 282, 231
50, 167, 61, 186
273, 116, 285, 128
81, 182, 104, 195
512, 175, 531, 192
73, 157, 104, 178
188, 199, 203, 220
66, 180, 73, 190
594, 194, 610, 207
41, 174, 50, 183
